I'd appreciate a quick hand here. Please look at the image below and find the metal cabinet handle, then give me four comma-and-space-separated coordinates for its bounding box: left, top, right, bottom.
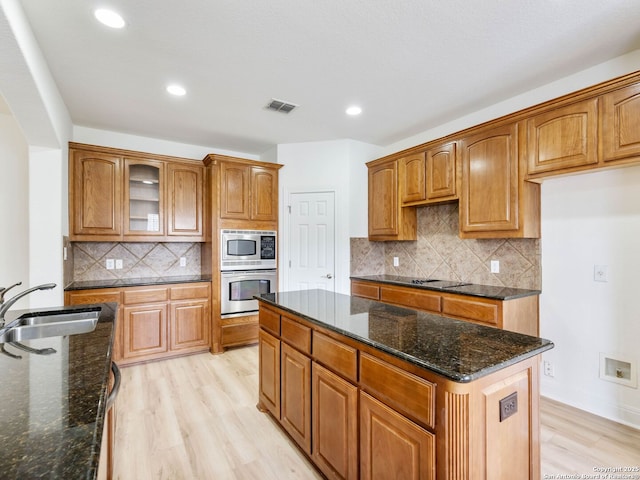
106, 362, 121, 410
323, 274, 333, 279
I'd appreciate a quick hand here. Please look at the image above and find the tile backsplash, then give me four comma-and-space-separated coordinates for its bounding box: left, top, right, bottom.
72, 242, 201, 282
351, 203, 540, 290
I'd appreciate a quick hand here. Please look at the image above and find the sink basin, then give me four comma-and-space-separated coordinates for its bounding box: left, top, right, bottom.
0, 307, 101, 343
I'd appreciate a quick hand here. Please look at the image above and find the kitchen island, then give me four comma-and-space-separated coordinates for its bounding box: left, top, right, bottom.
0, 303, 116, 480
256, 289, 553, 480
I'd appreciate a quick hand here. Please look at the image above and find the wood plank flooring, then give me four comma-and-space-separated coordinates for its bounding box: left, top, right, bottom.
112, 346, 640, 479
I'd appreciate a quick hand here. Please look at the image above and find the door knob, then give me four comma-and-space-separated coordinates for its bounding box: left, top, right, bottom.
323, 274, 333, 279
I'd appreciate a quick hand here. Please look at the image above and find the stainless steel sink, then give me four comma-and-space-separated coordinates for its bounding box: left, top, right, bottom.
0, 307, 101, 343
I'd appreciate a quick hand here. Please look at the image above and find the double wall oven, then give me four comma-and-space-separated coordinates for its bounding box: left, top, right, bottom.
220, 230, 277, 317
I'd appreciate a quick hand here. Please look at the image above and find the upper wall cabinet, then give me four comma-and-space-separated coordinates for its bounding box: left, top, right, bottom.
399, 142, 457, 207
526, 98, 598, 176
204, 154, 282, 230
368, 158, 416, 241
71, 149, 123, 239
459, 122, 540, 239
600, 82, 640, 164
69, 143, 205, 242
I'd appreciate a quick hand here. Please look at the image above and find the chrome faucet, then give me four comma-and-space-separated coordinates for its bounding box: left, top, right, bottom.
0, 283, 56, 334
0, 282, 22, 304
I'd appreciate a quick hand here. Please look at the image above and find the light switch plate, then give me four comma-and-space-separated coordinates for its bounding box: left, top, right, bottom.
180, 257, 187, 267
490, 260, 500, 273
106, 259, 115, 270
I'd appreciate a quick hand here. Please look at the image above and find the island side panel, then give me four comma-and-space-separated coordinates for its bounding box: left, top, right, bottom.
436, 356, 541, 480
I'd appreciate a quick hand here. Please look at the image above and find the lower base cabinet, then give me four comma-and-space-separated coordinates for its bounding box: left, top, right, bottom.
360, 391, 435, 480
65, 282, 211, 365
258, 302, 542, 480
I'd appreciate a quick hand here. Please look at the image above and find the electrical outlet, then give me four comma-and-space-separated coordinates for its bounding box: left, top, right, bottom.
543, 361, 555, 377
180, 257, 187, 267
106, 259, 115, 270
594, 265, 608, 282
63, 246, 68, 261
115, 259, 123, 269
393, 256, 399, 267
490, 260, 500, 273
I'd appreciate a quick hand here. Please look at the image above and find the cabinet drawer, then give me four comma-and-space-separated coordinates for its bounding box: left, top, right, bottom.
380, 285, 441, 313
260, 306, 280, 336
360, 353, 435, 429
312, 332, 358, 383
123, 287, 168, 305
281, 316, 311, 354
170, 283, 210, 300
441, 295, 499, 325
351, 281, 380, 300
66, 289, 121, 305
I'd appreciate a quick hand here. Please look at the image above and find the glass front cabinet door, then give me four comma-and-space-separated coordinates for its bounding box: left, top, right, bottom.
124, 159, 165, 237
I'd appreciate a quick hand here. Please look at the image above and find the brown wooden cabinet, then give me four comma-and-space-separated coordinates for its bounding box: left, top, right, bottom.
218, 160, 279, 222
526, 98, 598, 176
69, 143, 205, 242
70, 149, 123, 239
368, 158, 416, 241
258, 329, 281, 418
601, 82, 640, 164
460, 122, 540, 238
312, 363, 358, 480
281, 343, 312, 455
360, 391, 435, 480
124, 158, 165, 238
65, 281, 211, 365
399, 152, 426, 204
426, 141, 457, 201
351, 279, 539, 336
167, 162, 204, 237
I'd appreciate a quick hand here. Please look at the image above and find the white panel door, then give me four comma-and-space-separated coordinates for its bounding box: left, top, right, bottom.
289, 192, 335, 292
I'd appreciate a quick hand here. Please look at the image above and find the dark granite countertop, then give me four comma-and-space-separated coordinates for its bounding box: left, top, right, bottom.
257, 289, 553, 383
350, 274, 541, 300
0, 303, 117, 480
65, 274, 212, 291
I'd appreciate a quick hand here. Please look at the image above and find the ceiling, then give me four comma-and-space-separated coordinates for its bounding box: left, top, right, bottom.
16, 0, 640, 155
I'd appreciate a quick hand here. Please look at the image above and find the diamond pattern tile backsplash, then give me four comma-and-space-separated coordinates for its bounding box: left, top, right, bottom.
72, 242, 201, 281
351, 203, 541, 290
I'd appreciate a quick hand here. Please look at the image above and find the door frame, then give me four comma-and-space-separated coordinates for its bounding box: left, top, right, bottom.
281, 189, 337, 292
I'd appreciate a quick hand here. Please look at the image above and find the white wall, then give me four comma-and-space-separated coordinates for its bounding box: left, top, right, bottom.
0, 112, 30, 305
382, 49, 640, 156
73, 126, 258, 161
277, 139, 381, 294
540, 165, 640, 428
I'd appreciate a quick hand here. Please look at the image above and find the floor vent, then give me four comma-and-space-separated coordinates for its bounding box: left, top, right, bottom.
265, 98, 298, 114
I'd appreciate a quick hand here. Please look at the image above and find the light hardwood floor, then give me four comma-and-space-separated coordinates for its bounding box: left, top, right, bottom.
113, 346, 640, 479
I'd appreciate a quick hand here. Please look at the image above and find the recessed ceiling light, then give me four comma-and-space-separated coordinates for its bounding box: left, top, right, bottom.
346, 106, 362, 116
166, 84, 186, 96
94, 9, 125, 29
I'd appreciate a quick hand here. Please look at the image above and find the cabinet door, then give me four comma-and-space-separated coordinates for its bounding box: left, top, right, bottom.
399, 152, 426, 204
360, 392, 435, 480
258, 329, 281, 418
601, 83, 640, 163
426, 141, 457, 200
251, 166, 278, 221
124, 158, 165, 237
220, 162, 250, 219
460, 123, 519, 233
312, 363, 358, 480
70, 150, 122, 238
281, 343, 312, 454
122, 304, 168, 360
169, 299, 210, 351
369, 160, 398, 236
527, 98, 598, 175
167, 163, 204, 238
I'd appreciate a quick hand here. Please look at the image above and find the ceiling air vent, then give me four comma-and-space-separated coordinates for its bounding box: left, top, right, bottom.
265, 98, 298, 114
